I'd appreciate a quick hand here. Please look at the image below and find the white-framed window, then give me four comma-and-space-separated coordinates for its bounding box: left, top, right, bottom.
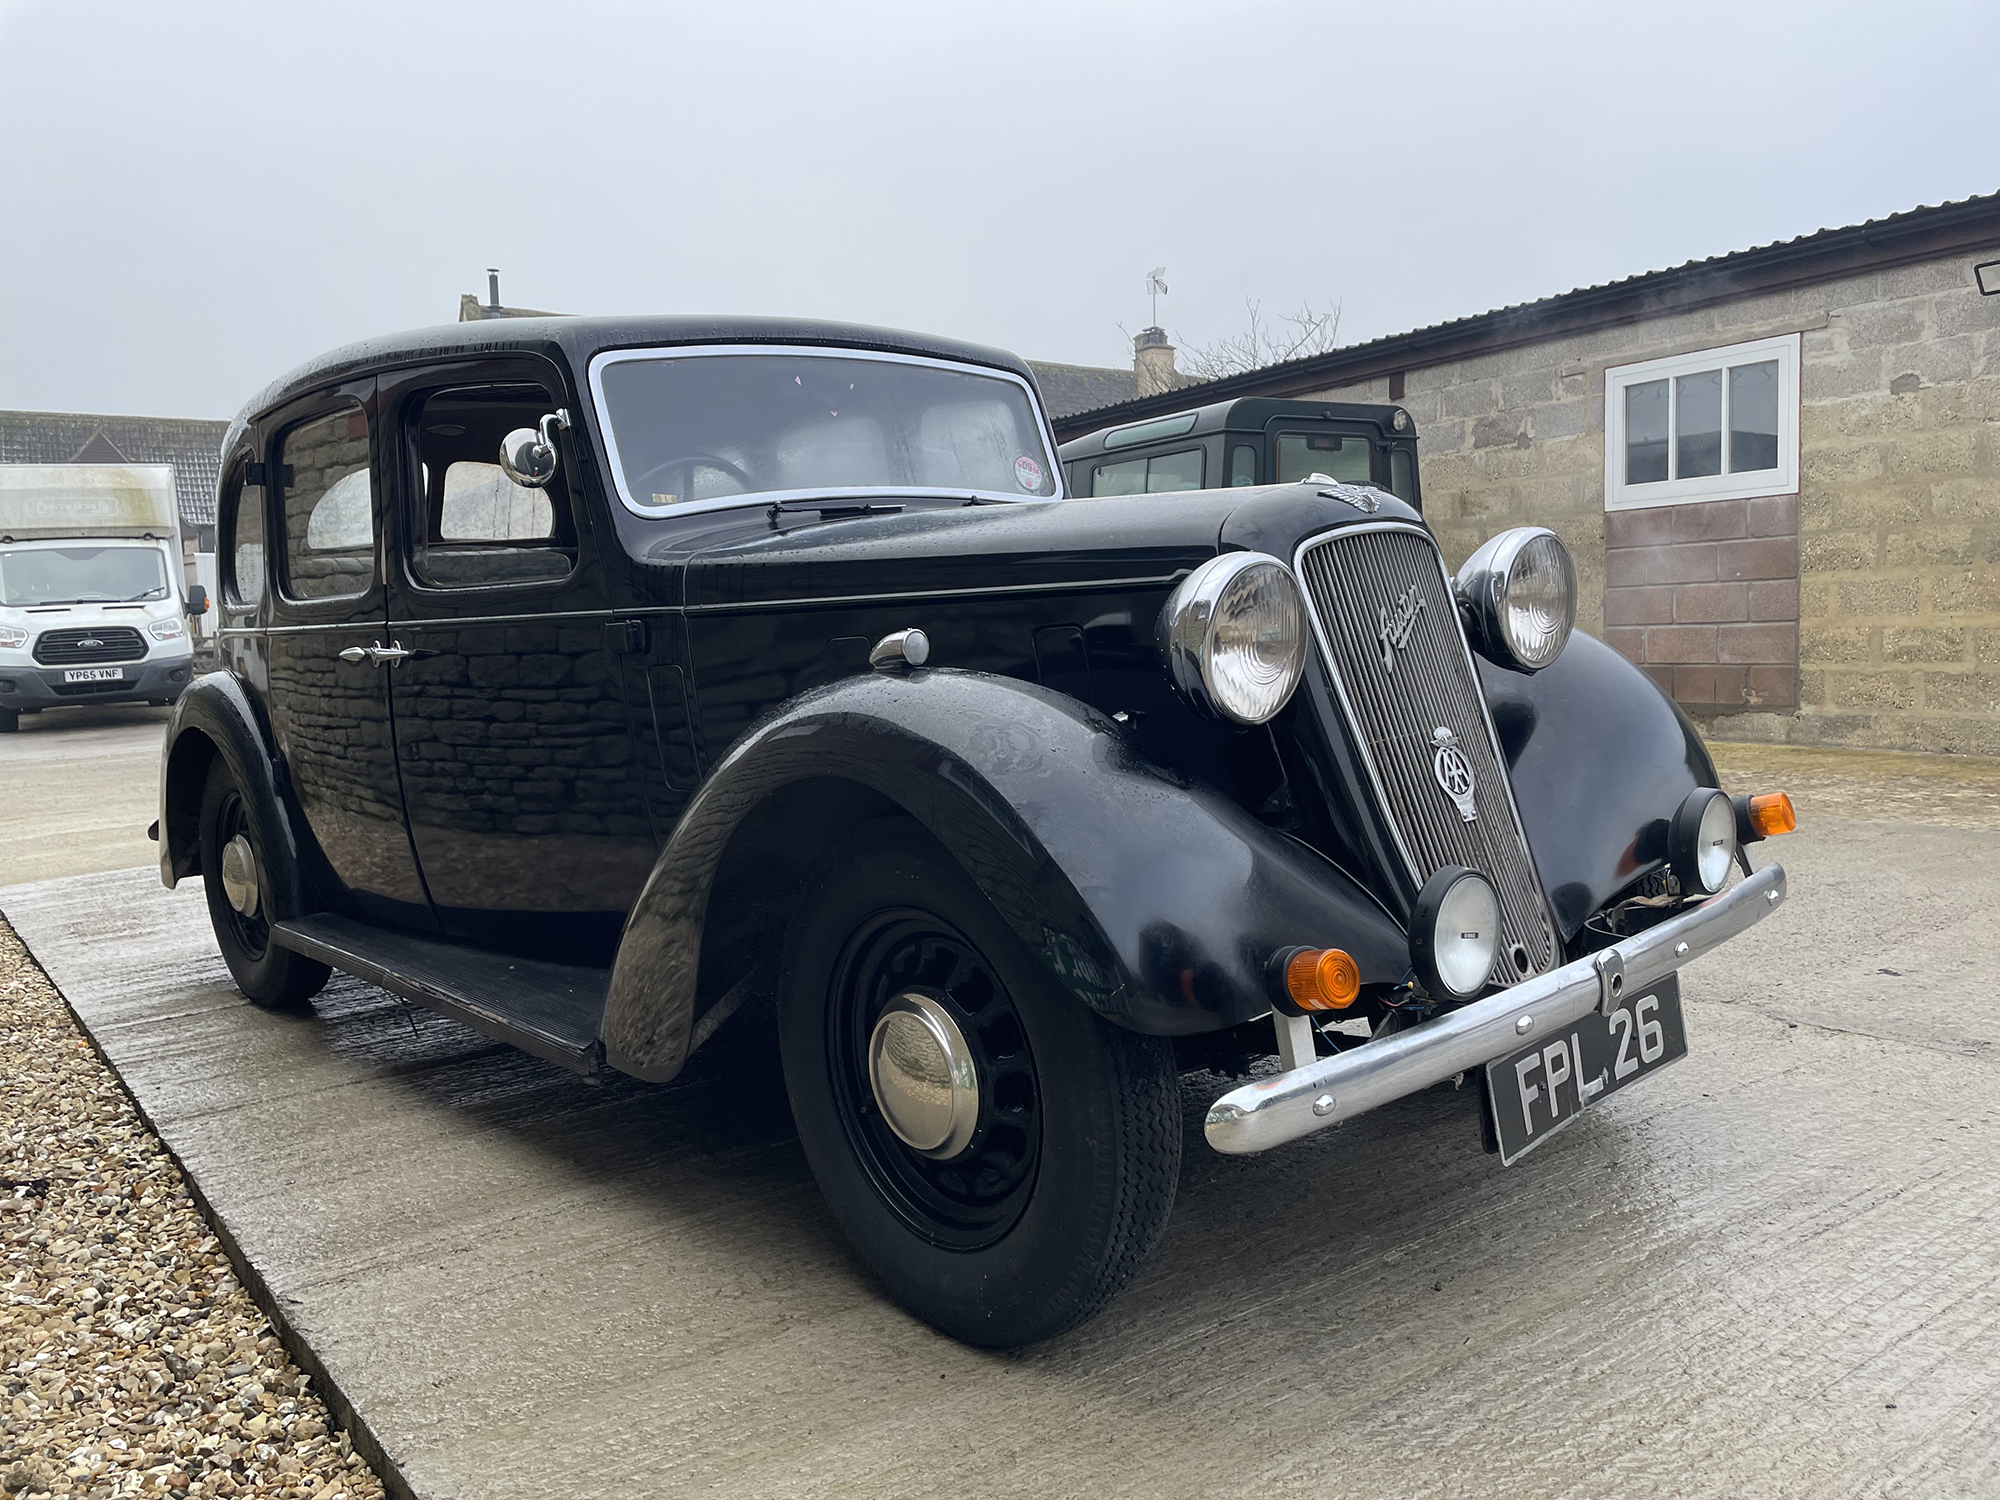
1603, 333, 1799, 510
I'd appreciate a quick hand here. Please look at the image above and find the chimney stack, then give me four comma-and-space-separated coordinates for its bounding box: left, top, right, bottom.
488, 268, 502, 310
1133, 327, 1179, 397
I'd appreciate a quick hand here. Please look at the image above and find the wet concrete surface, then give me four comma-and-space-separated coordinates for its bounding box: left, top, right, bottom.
0, 702, 169, 883
4, 797, 1996, 1499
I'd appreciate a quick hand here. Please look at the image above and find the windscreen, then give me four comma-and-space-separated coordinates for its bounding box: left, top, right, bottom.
0, 545, 169, 607
595, 351, 1058, 511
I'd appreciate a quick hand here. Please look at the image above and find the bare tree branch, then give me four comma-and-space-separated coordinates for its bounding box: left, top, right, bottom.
1176, 298, 1344, 381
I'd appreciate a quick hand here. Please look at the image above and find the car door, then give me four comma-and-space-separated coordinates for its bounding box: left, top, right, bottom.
379, 359, 660, 962
261, 379, 436, 929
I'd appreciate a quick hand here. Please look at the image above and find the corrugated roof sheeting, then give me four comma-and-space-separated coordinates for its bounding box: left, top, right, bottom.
1052, 190, 2000, 438
0, 410, 228, 529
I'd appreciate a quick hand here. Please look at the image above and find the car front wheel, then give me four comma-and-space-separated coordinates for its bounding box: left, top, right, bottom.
779, 819, 1181, 1348
197, 759, 329, 1010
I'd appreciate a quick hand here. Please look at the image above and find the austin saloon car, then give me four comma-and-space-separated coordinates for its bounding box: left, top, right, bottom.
156, 315, 1795, 1348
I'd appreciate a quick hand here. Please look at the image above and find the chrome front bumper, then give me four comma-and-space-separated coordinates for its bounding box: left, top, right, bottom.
1204, 862, 1788, 1155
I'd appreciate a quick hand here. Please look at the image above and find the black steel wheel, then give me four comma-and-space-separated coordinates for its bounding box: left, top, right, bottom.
197, 759, 329, 1010
780, 819, 1181, 1348
827, 911, 1043, 1250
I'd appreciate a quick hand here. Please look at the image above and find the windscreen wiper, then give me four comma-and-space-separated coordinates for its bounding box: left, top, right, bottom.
767, 498, 906, 522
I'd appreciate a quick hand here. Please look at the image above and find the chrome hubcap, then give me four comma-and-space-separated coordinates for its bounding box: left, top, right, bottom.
220, 834, 260, 918
867, 992, 980, 1159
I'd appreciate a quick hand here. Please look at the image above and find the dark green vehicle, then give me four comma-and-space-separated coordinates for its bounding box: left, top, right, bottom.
1057, 397, 1421, 506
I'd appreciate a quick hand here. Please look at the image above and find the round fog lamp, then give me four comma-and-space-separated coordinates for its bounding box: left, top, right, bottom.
1411, 865, 1501, 1000
1671, 788, 1738, 895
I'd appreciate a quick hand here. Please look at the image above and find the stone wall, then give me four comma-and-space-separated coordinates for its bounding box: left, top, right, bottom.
1303, 257, 2000, 754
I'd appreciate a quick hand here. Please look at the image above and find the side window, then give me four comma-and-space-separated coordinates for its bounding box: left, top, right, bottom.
279, 404, 375, 602
1228, 443, 1258, 486
411, 385, 576, 588
221, 455, 265, 609
1090, 446, 1204, 496
1275, 432, 1372, 485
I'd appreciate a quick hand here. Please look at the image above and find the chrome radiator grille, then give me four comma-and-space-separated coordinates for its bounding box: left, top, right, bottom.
1295, 523, 1558, 984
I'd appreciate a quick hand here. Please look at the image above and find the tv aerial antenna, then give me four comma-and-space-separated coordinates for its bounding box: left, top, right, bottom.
1145, 267, 1168, 326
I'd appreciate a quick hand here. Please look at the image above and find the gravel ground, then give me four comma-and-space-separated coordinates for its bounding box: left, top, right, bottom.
0, 918, 386, 1500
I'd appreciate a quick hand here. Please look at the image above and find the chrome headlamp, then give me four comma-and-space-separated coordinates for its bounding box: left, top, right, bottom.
1671, 787, 1739, 895
1158, 552, 1308, 725
1410, 865, 1501, 1000
1454, 527, 1577, 673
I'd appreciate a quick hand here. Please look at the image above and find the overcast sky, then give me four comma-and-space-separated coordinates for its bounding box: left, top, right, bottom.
1, 0, 1995, 420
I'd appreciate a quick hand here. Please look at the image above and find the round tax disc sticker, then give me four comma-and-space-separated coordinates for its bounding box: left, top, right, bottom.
1015, 455, 1043, 491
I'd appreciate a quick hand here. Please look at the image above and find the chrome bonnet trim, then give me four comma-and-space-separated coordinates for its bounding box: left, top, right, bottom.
1204, 862, 1788, 1155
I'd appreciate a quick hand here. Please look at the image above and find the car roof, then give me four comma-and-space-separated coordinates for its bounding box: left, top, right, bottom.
1056, 396, 1415, 460
221, 315, 1040, 458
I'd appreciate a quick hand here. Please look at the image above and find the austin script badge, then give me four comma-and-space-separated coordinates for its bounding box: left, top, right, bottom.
1431, 726, 1478, 823
1377, 583, 1426, 673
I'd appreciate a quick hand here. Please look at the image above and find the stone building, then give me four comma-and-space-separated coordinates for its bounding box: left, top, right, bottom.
1050, 194, 2000, 757
1029, 327, 1193, 418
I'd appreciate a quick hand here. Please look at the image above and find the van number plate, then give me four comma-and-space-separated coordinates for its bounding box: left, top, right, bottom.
1484, 973, 1686, 1165
64, 667, 125, 682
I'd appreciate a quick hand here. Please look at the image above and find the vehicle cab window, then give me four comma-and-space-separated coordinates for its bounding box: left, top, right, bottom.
221, 454, 265, 610
1090, 447, 1204, 495
1388, 447, 1416, 502
279, 403, 375, 602
1275, 432, 1373, 486
409, 386, 577, 588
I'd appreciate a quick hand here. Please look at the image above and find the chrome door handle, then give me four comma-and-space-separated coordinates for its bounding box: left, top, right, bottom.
338, 641, 414, 667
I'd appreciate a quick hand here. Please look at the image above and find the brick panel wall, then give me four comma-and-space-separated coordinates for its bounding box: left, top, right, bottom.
1603, 496, 1800, 712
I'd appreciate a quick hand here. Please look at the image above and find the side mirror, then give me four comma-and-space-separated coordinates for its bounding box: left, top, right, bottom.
186, 584, 209, 617
499, 408, 571, 489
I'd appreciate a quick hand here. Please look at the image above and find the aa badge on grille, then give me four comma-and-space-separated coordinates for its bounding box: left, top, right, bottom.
1431, 726, 1478, 823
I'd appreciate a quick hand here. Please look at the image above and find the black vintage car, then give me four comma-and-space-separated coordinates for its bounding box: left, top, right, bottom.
157, 316, 1794, 1348
1058, 396, 1422, 505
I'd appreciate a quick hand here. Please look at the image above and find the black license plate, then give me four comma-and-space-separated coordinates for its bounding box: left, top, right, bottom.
1484, 973, 1687, 1165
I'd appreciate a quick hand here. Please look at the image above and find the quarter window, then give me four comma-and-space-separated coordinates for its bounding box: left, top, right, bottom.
1091, 447, 1204, 496
1604, 334, 1799, 509
279, 404, 375, 601
1228, 443, 1258, 486
222, 456, 265, 609
1275, 433, 1371, 485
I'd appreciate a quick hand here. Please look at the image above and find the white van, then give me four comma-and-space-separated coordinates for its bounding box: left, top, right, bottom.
0, 464, 207, 732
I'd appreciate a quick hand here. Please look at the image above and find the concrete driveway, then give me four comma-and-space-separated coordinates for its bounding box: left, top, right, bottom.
0, 701, 169, 884
2, 734, 1996, 1499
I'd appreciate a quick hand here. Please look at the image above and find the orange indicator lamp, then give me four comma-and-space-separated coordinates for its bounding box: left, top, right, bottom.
1733, 790, 1797, 844
1748, 792, 1795, 837
1284, 947, 1362, 1011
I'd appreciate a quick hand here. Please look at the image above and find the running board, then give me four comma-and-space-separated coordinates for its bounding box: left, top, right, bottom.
271, 913, 608, 1076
